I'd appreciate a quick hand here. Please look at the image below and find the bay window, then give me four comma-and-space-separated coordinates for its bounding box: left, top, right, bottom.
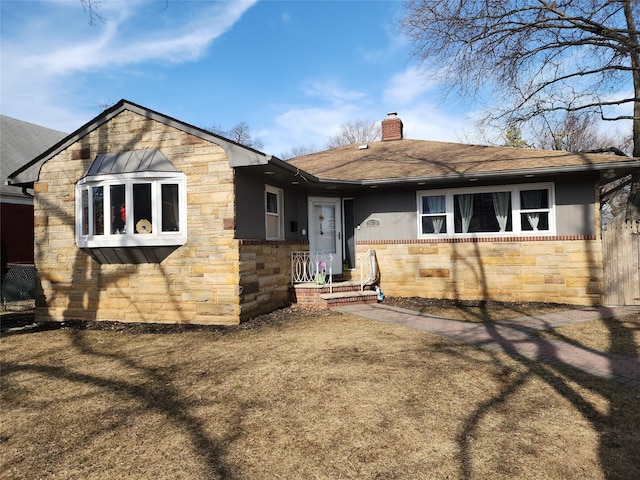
76, 173, 187, 248
418, 183, 554, 237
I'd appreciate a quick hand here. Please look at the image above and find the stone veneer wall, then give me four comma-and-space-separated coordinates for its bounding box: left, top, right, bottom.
34, 110, 241, 325
238, 241, 307, 321
357, 236, 604, 306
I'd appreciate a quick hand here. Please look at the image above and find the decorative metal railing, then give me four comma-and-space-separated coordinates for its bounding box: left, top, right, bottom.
359, 250, 378, 291
291, 251, 334, 293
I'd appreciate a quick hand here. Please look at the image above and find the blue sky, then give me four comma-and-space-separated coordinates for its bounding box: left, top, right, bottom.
1, 0, 478, 157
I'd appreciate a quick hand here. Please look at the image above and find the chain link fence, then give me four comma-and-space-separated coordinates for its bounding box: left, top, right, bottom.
1, 263, 37, 312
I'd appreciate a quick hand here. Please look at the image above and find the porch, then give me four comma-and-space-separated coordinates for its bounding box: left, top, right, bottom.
289, 250, 381, 307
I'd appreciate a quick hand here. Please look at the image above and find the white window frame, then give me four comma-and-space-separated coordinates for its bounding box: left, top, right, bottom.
75, 172, 187, 248
265, 185, 284, 240
417, 182, 556, 238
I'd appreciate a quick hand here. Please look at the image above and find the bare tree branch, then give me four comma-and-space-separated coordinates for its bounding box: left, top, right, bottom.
203, 121, 264, 150
80, 0, 107, 26
326, 120, 381, 149
400, 0, 640, 155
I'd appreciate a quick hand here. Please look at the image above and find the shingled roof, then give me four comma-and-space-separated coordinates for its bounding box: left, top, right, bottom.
287, 138, 640, 185
1, 115, 66, 198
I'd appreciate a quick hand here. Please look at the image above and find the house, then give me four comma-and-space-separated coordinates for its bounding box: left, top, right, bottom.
290, 113, 640, 306
8, 101, 640, 325
1, 115, 66, 264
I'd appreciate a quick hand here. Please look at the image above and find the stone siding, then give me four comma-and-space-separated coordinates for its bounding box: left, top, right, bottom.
239, 241, 306, 321
357, 236, 603, 306
34, 110, 241, 325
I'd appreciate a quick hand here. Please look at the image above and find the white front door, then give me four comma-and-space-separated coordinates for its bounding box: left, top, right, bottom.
308, 197, 342, 275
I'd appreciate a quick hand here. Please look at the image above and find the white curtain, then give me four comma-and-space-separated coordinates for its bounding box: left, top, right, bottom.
457, 194, 474, 233
522, 190, 542, 230
427, 196, 445, 233
492, 192, 510, 232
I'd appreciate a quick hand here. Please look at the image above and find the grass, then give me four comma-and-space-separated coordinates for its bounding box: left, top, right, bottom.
383, 297, 575, 322
2, 307, 640, 479
538, 313, 640, 357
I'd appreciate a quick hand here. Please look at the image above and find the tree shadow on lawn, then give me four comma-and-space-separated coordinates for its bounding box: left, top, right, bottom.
1, 328, 243, 479
436, 225, 640, 480
431, 311, 640, 480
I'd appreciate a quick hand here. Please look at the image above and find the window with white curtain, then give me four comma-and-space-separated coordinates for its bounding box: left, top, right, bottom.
420, 194, 447, 234
520, 189, 550, 231
418, 183, 554, 237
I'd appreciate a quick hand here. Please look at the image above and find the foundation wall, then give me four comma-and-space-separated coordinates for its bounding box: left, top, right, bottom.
357, 236, 603, 306
238, 241, 307, 321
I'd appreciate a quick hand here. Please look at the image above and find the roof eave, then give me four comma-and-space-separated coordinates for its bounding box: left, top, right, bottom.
7, 99, 272, 187
316, 160, 640, 187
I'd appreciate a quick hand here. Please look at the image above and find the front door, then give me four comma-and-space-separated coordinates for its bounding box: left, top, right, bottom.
308, 197, 342, 275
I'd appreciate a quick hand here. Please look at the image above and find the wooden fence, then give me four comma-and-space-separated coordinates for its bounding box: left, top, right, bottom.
602, 221, 640, 306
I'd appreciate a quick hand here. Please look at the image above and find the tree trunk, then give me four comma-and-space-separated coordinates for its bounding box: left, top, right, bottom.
623, 2, 640, 221
623, 1, 640, 156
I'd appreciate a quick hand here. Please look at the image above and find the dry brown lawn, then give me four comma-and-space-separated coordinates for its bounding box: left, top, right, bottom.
384, 297, 576, 322
2, 306, 639, 480
538, 313, 640, 357
385, 297, 640, 357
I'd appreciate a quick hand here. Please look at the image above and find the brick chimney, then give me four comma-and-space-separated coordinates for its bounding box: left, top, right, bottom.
381, 112, 403, 141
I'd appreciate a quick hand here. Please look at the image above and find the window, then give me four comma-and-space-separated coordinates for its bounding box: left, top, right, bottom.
265, 185, 284, 240
520, 189, 550, 231
76, 150, 187, 249
421, 195, 447, 234
76, 174, 187, 248
418, 183, 554, 237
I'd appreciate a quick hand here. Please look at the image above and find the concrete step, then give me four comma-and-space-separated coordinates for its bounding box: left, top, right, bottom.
290, 281, 378, 307
321, 290, 379, 308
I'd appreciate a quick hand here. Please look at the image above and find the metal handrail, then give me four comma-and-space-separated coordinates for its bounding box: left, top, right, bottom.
291, 251, 334, 293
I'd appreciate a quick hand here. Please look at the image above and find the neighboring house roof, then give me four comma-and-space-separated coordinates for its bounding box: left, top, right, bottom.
288, 138, 640, 186
8, 99, 304, 188
1, 115, 66, 199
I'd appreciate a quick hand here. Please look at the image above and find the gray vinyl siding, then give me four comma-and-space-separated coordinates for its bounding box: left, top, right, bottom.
352, 180, 597, 241
554, 181, 596, 236
354, 190, 416, 241
235, 169, 307, 241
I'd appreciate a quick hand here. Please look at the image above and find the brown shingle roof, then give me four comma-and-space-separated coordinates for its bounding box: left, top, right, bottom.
287, 139, 638, 182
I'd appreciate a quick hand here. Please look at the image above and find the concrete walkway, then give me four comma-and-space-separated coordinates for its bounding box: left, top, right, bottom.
335, 304, 640, 386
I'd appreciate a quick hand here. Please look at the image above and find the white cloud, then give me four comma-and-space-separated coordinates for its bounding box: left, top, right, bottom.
23, 1, 257, 75
361, 19, 409, 65
262, 105, 358, 156
261, 99, 477, 157
259, 78, 377, 154
383, 66, 438, 106
1, 0, 257, 130
303, 79, 368, 106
